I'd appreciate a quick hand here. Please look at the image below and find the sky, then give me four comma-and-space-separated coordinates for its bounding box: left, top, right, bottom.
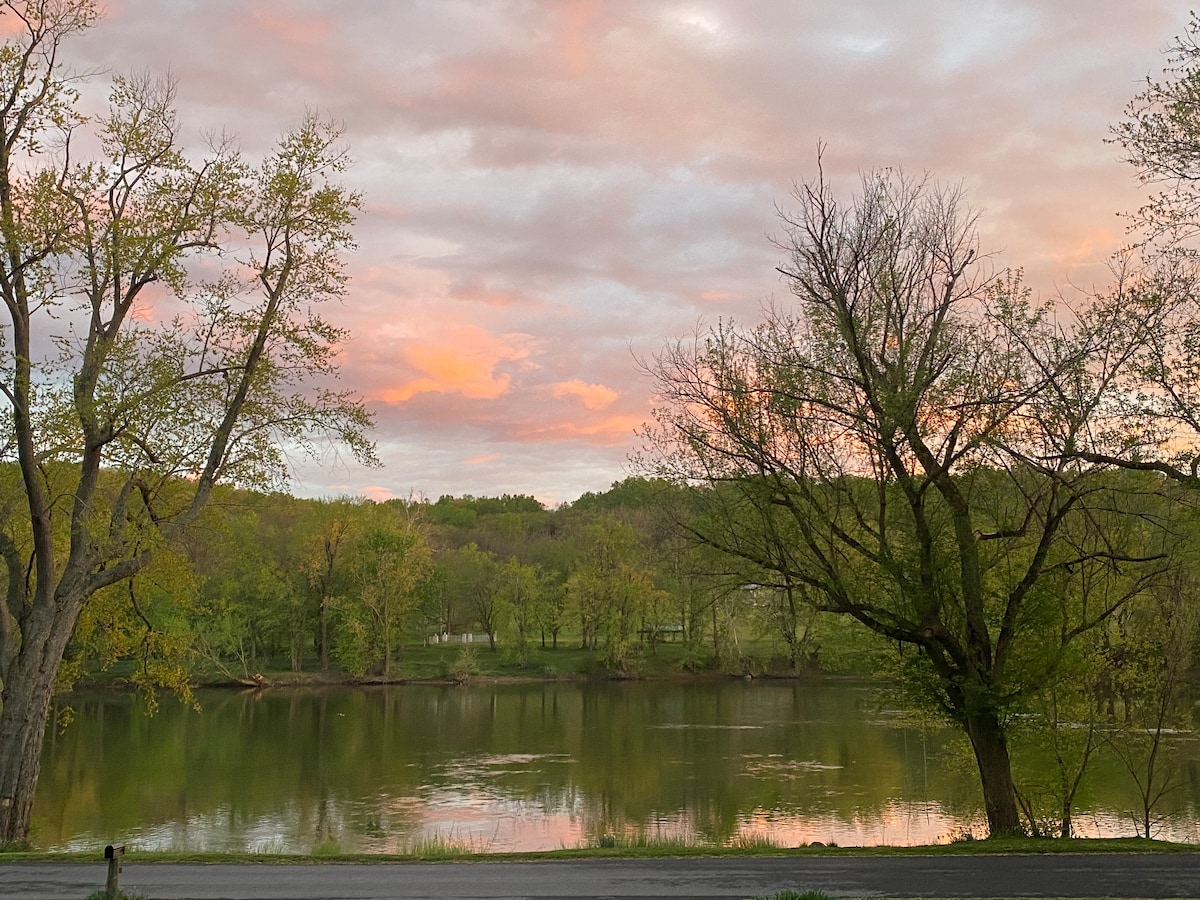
64, 0, 1191, 506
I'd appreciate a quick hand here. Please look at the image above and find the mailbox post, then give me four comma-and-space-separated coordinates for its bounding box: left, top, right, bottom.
103, 843, 125, 899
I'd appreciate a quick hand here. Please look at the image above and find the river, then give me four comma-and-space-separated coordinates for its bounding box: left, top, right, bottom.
31, 680, 1200, 852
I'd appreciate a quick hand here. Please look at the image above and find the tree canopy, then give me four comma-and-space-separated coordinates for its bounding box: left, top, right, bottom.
0, 0, 374, 844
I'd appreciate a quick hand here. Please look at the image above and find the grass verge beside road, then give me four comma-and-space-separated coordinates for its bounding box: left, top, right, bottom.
2, 835, 1195, 864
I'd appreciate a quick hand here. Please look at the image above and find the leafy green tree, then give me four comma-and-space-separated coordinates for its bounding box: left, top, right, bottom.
66, 527, 201, 706
440, 543, 504, 651
300, 497, 361, 671
334, 507, 431, 677
1009, 642, 1106, 838
0, 2, 374, 844
191, 503, 294, 676
641, 161, 1166, 836
567, 516, 662, 670
494, 556, 542, 661
534, 570, 570, 649
1103, 567, 1200, 838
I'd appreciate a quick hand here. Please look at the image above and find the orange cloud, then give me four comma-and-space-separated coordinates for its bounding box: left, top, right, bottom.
514, 412, 646, 445
551, 379, 619, 410
374, 325, 534, 404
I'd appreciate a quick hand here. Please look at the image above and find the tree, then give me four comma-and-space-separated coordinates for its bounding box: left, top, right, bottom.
1084, 12, 1200, 484
494, 556, 542, 660
442, 543, 504, 651
300, 497, 361, 671
1115, 12, 1200, 250
566, 515, 661, 670
1103, 566, 1200, 838
640, 160, 1165, 836
335, 506, 431, 678
0, 1, 374, 844
189, 498, 298, 678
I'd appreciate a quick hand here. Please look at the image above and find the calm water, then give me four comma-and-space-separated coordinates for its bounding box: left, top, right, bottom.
32, 680, 1200, 852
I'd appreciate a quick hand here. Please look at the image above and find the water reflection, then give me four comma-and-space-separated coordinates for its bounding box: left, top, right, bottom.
33, 680, 1200, 852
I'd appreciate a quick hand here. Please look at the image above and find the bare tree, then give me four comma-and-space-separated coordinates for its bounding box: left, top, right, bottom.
640, 158, 1166, 836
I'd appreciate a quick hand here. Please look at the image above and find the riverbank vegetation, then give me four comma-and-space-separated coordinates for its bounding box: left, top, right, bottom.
3, 835, 1193, 865
48, 479, 924, 688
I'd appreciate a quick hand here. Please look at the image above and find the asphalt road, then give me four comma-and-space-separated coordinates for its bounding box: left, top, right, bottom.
3, 854, 1200, 900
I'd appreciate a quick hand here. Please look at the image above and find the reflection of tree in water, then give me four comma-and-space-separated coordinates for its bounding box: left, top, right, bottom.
31, 681, 1200, 851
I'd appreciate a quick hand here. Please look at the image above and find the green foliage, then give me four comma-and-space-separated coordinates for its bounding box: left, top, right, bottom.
402, 830, 496, 858
0, 1, 378, 844
310, 839, 343, 857
449, 643, 478, 682
333, 506, 432, 677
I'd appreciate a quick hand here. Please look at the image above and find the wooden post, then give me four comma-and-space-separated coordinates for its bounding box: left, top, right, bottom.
104, 843, 124, 899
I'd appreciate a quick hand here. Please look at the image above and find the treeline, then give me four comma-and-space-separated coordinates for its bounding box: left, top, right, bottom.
51, 475, 878, 686
45, 468, 1200, 697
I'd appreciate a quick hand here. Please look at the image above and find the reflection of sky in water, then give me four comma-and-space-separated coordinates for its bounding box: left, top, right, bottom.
35, 684, 1200, 853
50, 800, 1200, 854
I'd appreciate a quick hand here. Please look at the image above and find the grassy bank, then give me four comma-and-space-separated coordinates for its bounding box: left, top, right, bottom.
3, 835, 1196, 864
83, 637, 835, 690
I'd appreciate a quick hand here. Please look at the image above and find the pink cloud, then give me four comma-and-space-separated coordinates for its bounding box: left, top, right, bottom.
464, 453, 500, 465
510, 411, 648, 446
246, 6, 332, 46
552, 380, 619, 410
359, 485, 396, 503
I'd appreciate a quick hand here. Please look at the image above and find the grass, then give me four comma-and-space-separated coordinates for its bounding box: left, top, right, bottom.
584, 831, 704, 851
310, 840, 343, 857
728, 833, 783, 851
402, 831, 497, 859
3, 835, 1195, 866
177, 634, 820, 687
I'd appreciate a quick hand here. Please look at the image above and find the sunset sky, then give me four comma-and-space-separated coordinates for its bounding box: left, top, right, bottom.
71, 1, 1190, 505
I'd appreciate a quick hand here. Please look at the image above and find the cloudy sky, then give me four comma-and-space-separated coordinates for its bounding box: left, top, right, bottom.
67, 1, 1189, 505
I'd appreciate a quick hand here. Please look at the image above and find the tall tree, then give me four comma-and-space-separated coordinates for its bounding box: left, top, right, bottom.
335, 505, 431, 677
494, 556, 542, 660
443, 543, 504, 651
566, 515, 659, 669
0, 1, 374, 844
640, 160, 1165, 835
300, 497, 361, 671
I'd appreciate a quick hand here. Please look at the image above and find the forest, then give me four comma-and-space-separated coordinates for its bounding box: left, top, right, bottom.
44, 475, 877, 688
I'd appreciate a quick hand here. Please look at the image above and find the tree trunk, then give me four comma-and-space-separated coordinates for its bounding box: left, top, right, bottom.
965, 706, 1023, 837
0, 613, 75, 845
319, 594, 330, 671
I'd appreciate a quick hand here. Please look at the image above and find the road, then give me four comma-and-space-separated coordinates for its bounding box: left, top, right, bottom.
3, 854, 1200, 899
